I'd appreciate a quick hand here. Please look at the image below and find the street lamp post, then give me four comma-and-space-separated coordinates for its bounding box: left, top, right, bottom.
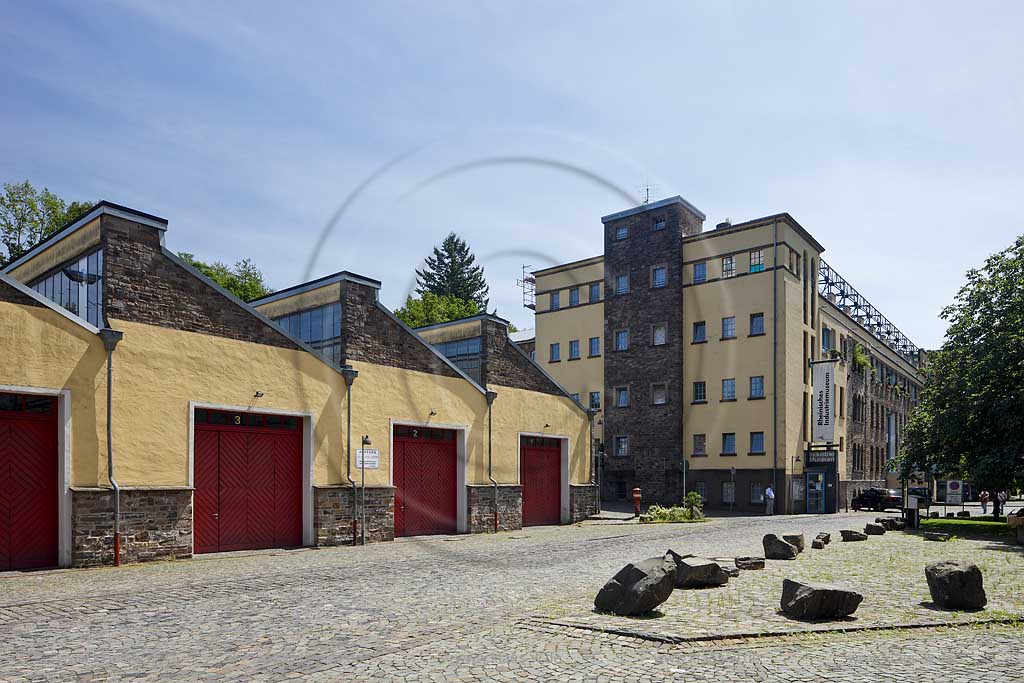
360, 434, 372, 546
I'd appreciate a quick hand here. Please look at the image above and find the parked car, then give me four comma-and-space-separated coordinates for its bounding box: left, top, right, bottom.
852, 488, 903, 512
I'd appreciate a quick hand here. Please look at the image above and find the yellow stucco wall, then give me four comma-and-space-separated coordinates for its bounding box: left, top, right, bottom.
1, 299, 589, 491
7, 218, 101, 283
534, 258, 605, 439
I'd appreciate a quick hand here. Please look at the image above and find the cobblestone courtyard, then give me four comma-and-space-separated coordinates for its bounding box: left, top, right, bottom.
2, 511, 1022, 681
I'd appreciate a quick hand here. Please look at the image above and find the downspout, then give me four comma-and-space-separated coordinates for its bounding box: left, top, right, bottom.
99, 328, 124, 566
486, 391, 498, 533
771, 220, 779, 507
586, 407, 599, 518
341, 366, 359, 545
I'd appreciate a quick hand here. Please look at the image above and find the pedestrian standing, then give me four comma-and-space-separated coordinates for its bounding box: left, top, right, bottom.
765, 485, 775, 516
998, 490, 1008, 518
980, 490, 990, 515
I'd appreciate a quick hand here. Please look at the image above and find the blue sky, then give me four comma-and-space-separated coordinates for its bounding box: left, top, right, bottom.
2, 1, 1022, 348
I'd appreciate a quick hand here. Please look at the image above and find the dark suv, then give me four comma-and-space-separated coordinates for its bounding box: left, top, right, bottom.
852, 488, 903, 512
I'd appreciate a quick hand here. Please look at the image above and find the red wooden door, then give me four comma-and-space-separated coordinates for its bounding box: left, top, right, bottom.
521, 437, 561, 527
193, 409, 303, 554
393, 426, 457, 537
0, 394, 58, 571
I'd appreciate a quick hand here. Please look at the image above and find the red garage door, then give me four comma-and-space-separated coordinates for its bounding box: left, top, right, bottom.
393, 426, 457, 537
193, 409, 303, 554
0, 393, 58, 571
521, 436, 561, 527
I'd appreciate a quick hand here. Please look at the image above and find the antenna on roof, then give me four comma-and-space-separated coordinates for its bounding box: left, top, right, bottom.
516, 265, 536, 310
639, 182, 659, 205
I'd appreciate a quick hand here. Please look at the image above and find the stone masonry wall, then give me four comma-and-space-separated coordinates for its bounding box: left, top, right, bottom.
467, 485, 523, 533
602, 202, 704, 505
314, 485, 395, 545
72, 488, 193, 567
480, 318, 566, 396
0, 279, 45, 307
569, 484, 599, 522
101, 215, 300, 349
339, 280, 463, 378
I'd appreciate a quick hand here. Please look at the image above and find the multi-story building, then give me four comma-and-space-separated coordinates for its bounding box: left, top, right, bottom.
534, 195, 924, 513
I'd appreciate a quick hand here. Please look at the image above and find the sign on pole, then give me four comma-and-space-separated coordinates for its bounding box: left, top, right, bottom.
812, 361, 837, 443
946, 480, 963, 505
356, 448, 380, 469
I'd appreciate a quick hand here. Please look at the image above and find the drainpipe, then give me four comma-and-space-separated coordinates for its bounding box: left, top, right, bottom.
771, 220, 779, 508
99, 328, 124, 566
586, 407, 599, 518
485, 390, 498, 532
341, 366, 359, 545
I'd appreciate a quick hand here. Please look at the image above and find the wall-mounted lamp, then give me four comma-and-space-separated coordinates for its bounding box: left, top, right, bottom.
429, 410, 437, 417
543, 423, 550, 429
361, 435, 372, 447
254, 391, 265, 399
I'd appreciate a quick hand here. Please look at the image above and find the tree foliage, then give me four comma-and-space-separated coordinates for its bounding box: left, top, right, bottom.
394, 292, 479, 329
414, 232, 489, 309
896, 234, 1024, 489
178, 252, 274, 301
0, 180, 93, 263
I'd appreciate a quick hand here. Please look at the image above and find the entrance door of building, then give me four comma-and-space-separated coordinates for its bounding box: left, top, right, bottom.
520, 436, 562, 527
393, 425, 458, 537
193, 408, 304, 554
806, 472, 826, 514
0, 393, 58, 571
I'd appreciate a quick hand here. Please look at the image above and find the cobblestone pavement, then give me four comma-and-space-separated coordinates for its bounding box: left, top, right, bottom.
1, 511, 1022, 681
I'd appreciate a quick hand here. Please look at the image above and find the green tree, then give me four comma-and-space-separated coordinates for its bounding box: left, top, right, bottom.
414, 232, 489, 309
394, 292, 479, 328
0, 180, 94, 263
178, 253, 274, 301
895, 234, 1024, 491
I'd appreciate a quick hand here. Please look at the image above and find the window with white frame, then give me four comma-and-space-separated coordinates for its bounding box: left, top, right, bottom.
615, 386, 629, 408
615, 273, 629, 294
652, 383, 667, 405
615, 436, 628, 456
615, 224, 628, 240
589, 391, 601, 409
750, 431, 765, 454
722, 433, 737, 455
652, 323, 667, 346
651, 265, 667, 288
750, 312, 765, 336
615, 329, 629, 351
693, 381, 706, 403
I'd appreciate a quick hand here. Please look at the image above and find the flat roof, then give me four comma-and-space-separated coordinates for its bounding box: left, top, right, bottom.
249, 270, 382, 305
532, 254, 603, 277
3, 200, 168, 272
601, 195, 706, 224
687, 212, 826, 253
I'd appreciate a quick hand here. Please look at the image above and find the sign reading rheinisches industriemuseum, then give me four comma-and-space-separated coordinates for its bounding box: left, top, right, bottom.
812, 361, 837, 443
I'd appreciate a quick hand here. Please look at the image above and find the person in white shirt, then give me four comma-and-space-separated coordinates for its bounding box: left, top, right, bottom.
765, 485, 775, 516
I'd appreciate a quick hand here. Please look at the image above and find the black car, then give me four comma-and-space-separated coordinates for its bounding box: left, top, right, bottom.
852, 488, 903, 512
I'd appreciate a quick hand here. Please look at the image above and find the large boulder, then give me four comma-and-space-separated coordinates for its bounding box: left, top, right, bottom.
780, 579, 863, 620
594, 556, 676, 615
930, 511, 940, 519
956, 510, 971, 518
763, 534, 799, 560
811, 538, 825, 550
815, 532, 831, 545
864, 523, 886, 535
925, 561, 987, 610
923, 531, 950, 542
782, 533, 805, 553
673, 556, 729, 588
840, 529, 867, 542
735, 556, 765, 570
722, 565, 740, 578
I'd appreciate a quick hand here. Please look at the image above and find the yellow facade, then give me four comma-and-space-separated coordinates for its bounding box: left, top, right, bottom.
533, 256, 605, 441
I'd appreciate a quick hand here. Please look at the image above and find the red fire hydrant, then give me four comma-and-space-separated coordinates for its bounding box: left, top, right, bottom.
632, 487, 642, 517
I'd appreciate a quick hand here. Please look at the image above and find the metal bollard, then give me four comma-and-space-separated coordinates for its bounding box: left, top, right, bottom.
632, 487, 642, 517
